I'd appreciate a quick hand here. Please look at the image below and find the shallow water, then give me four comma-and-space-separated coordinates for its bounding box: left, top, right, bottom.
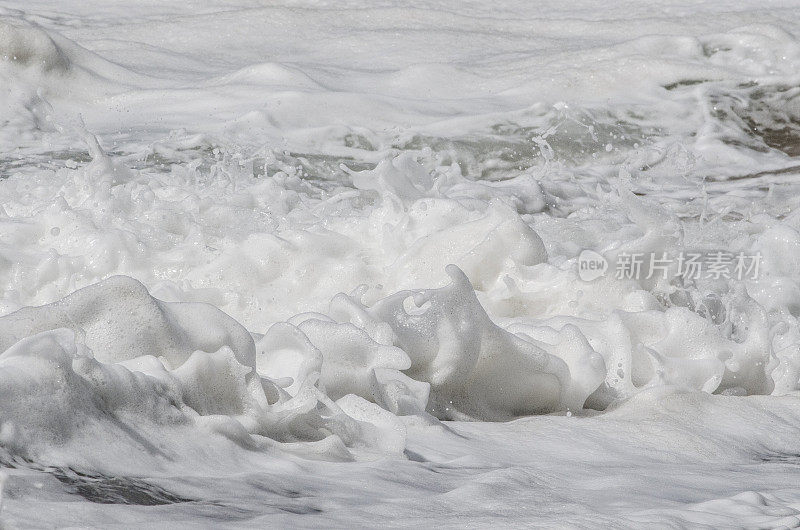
2, 1, 800, 527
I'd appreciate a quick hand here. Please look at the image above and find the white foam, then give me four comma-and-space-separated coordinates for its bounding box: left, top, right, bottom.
3, 0, 800, 526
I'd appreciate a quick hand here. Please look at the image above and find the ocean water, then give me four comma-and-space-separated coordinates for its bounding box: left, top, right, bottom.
2, 1, 800, 527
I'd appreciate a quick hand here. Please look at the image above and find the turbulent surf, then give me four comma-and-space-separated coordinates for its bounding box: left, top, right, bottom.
2, 1, 800, 527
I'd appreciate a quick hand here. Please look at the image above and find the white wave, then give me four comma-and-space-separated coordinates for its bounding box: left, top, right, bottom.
3, 0, 800, 526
